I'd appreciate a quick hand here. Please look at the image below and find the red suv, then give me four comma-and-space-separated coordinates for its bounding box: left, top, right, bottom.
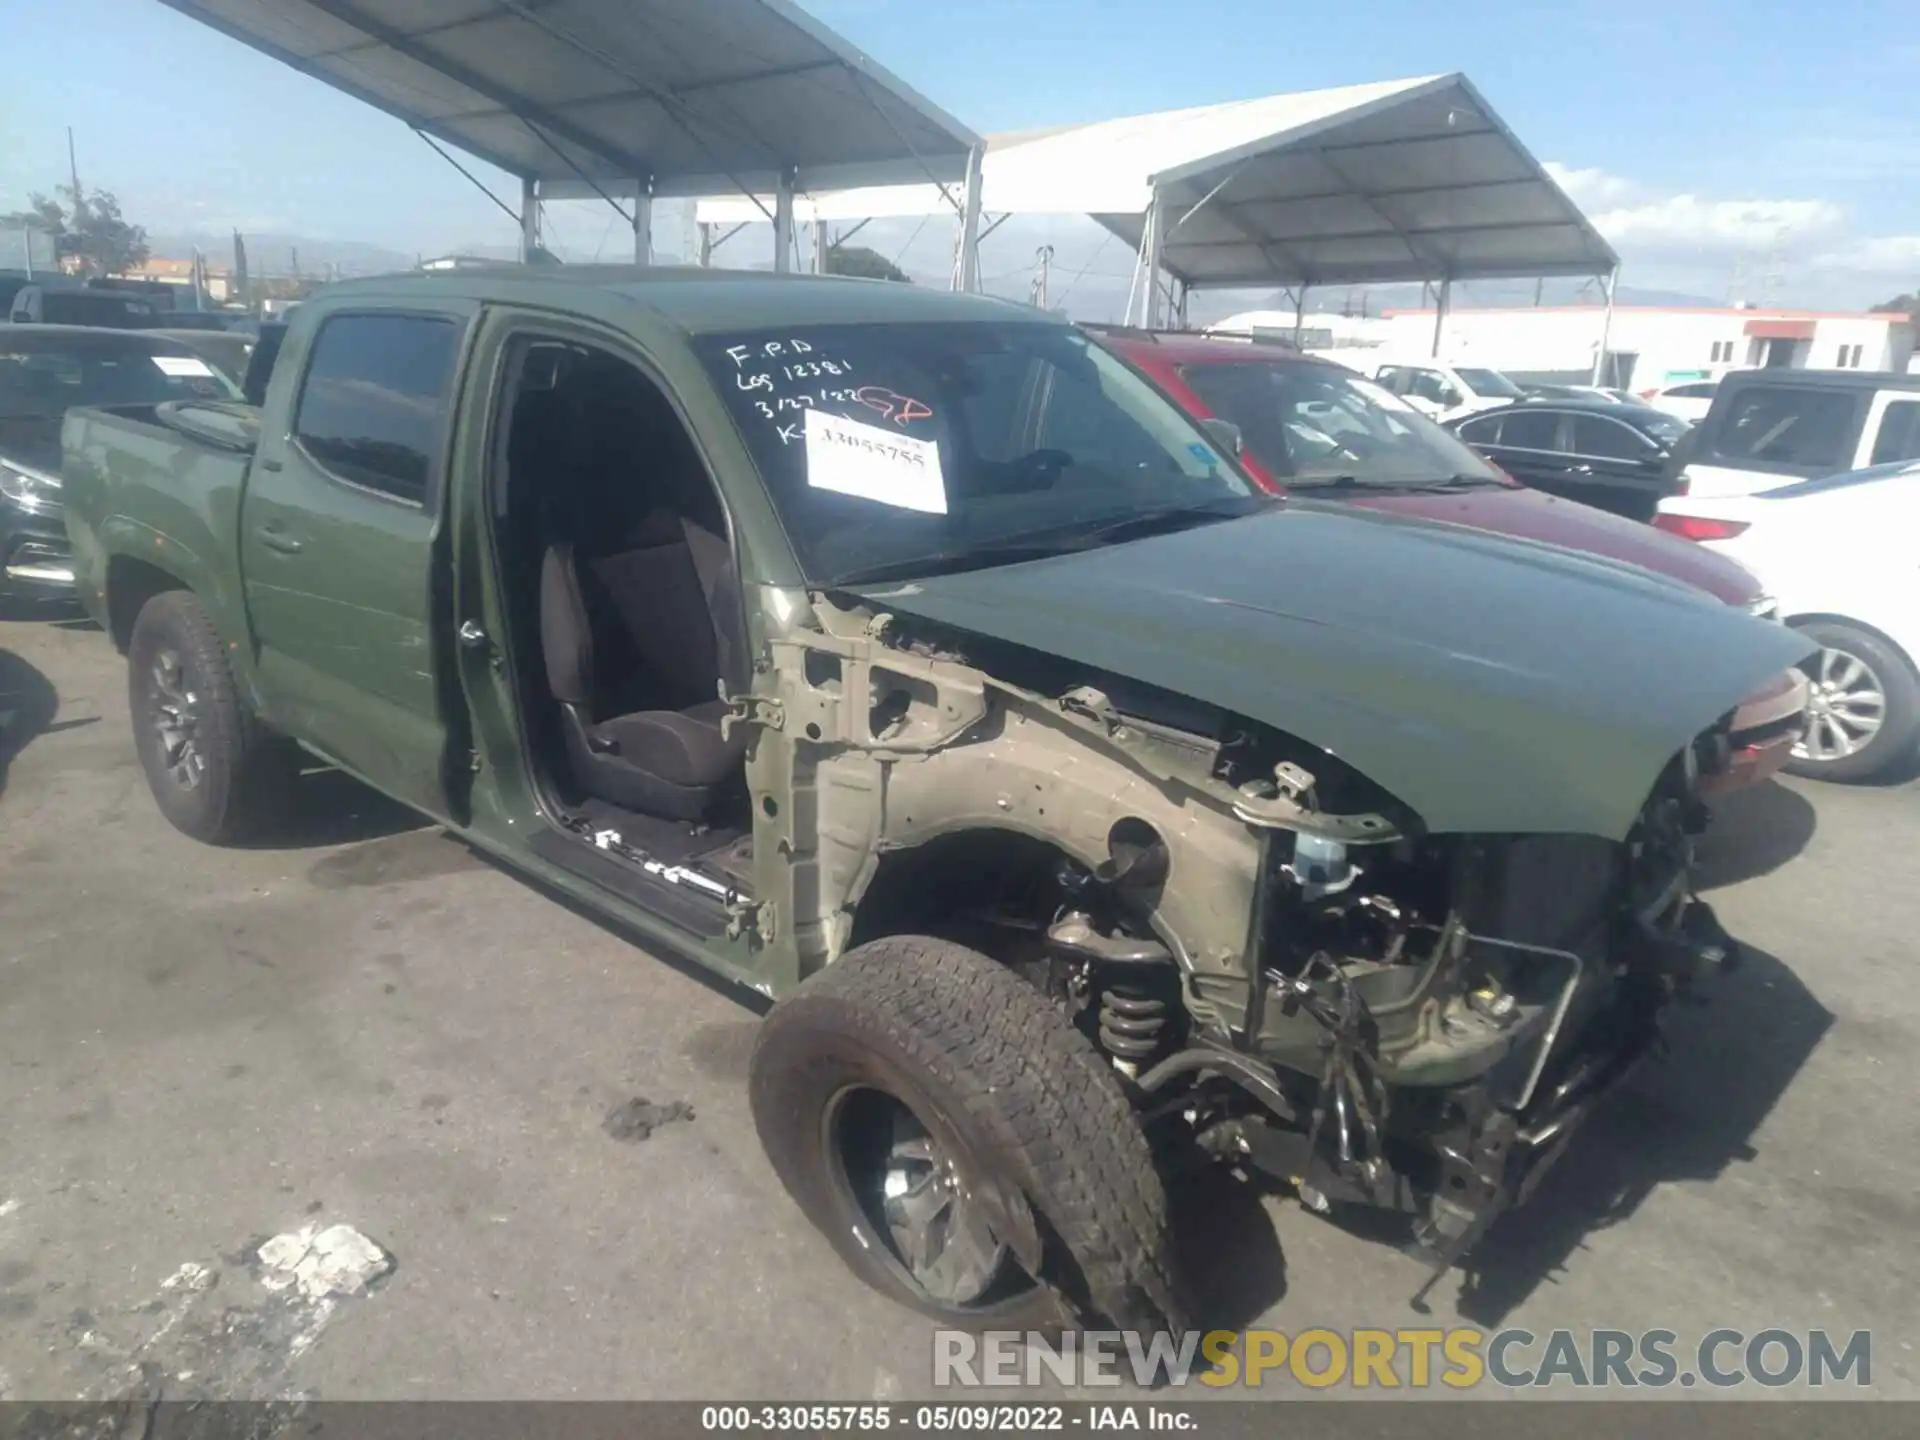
1096, 328, 1807, 793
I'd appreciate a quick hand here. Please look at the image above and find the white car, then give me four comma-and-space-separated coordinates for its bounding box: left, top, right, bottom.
1640, 379, 1719, 422
1372, 361, 1525, 423
1654, 459, 1920, 781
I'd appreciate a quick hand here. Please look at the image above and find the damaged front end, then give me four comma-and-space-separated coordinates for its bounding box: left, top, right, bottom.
1040, 733, 1740, 1306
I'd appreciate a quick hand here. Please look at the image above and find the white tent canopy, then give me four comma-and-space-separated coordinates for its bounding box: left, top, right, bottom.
157, 0, 984, 273
694, 73, 1617, 313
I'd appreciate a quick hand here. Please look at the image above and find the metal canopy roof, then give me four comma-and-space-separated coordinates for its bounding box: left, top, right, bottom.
694, 73, 1618, 288
157, 0, 983, 197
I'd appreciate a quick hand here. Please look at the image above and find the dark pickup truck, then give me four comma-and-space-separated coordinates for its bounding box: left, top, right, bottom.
62, 267, 1808, 1332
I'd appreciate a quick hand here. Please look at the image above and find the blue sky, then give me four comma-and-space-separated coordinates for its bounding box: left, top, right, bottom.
3, 0, 1917, 309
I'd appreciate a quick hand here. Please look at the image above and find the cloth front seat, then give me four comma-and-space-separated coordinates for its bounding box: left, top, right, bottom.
539, 516, 748, 821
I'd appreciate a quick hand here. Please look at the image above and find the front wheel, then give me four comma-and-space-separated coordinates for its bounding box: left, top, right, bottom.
1785, 620, 1920, 783
750, 934, 1187, 1334
127, 590, 297, 843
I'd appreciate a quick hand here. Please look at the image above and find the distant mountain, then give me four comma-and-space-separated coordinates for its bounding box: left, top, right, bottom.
144, 232, 417, 278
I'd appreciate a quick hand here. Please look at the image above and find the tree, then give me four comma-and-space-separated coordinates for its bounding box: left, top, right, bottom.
825, 244, 911, 283
0, 185, 149, 276
1871, 290, 1918, 330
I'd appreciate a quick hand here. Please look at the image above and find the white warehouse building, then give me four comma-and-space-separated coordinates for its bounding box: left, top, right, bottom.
1375, 303, 1917, 391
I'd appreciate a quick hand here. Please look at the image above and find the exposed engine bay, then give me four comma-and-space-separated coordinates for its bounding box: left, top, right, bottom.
1028, 738, 1739, 1302
838, 613, 1741, 1298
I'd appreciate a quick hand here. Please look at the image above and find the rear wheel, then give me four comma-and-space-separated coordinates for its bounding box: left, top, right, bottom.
128, 590, 297, 843
750, 934, 1187, 1334
1785, 620, 1920, 783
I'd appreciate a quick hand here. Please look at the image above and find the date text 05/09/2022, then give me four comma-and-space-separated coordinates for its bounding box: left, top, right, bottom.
699, 1404, 1193, 1432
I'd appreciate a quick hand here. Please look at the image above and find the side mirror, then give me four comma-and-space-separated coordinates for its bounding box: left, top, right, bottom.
1201, 417, 1244, 456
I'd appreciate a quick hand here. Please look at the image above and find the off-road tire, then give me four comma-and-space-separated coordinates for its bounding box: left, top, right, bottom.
1785, 619, 1920, 784
750, 934, 1188, 1335
127, 590, 297, 844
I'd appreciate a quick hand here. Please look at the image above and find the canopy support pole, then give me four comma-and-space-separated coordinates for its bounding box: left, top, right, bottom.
520, 176, 540, 261
1143, 190, 1169, 327
954, 142, 985, 292
696, 222, 712, 267
632, 178, 654, 265
773, 171, 795, 274
1293, 285, 1309, 345
1591, 266, 1619, 385
1174, 277, 1190, 329
1430, 277, 1451, 358
813, 220, 829, 274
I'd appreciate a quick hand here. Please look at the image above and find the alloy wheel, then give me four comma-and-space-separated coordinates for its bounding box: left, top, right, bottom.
828, 1086, 1019, 1308
150, 648, 206, 789
1795, 645, 1887, 764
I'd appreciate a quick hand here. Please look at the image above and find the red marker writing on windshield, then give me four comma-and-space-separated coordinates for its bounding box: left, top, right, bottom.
854, 386, 933, 426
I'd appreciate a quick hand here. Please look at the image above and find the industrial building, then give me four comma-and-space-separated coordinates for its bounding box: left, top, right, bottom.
1374, 302, 1917, 389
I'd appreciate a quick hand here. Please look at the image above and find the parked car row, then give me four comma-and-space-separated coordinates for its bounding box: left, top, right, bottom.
1087, 326, 1920, 786
7, 268, 1815, 1340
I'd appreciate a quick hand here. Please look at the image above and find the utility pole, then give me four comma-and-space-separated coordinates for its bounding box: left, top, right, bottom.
1032, 244, 1053, 309
66, 126, 86, 273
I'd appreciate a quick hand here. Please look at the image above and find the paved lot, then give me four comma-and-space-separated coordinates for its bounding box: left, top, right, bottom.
2, 609, 1916, 1404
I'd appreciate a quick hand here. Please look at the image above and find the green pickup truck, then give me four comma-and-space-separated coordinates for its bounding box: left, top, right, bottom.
62, 266, 1808, 1332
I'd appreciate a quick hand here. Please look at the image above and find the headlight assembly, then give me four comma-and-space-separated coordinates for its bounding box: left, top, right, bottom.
0, 460, 62, 512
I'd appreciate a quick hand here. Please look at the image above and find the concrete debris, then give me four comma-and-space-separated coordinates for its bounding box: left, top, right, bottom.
602, 1096, 695, 1143
161, 1262, 217, 1294
255, 1223, 392, 1300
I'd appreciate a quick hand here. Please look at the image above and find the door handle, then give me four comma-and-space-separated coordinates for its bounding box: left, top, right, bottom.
458, 620, 492, 652
1569, 463, 1594, 474
255, 525, 303, 554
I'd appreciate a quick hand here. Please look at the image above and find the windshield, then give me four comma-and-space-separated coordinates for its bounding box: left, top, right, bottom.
0, 335, 240, 419
1178, 360, 1504, 487
696, 322, 1256, 586
1454, 367, 1523, 398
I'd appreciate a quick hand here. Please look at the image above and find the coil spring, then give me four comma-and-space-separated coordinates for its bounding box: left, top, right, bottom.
1098, 980, 1170, 1064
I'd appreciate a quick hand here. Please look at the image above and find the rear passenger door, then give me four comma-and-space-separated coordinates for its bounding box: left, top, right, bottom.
240, 302, 478, 822
1563, 413, 1670, 519
1467, 407, 1572, 492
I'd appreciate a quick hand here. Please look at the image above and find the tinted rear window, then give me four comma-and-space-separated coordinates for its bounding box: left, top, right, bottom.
1702, 384, 1858, 471
292, 313, 459, 504
42, 291, 157, 326
1571, 414, 1654, 459
1498, 409, 1562, 450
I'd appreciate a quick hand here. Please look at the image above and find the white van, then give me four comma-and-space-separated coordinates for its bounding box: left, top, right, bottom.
1371, 360, 1526, 422
1675, 369, 1920, 499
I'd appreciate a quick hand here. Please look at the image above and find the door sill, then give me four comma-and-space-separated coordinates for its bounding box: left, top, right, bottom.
528, 821, 748, 939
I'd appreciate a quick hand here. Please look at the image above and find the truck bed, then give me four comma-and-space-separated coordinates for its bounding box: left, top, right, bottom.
61, 401, 261, 640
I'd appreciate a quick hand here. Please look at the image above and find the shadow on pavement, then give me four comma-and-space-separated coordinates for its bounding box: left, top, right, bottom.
1695, 779, 1818, 890
1453, 939, 1831, 1326
243, 764, 430, 852
1169, 1165, 1289, 1334
0, 646, 59, 804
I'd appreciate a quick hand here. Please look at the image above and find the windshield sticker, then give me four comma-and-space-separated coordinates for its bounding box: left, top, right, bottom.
151, 354, 215, 378
854, 386, 934, 426
803, 409, 947, 514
